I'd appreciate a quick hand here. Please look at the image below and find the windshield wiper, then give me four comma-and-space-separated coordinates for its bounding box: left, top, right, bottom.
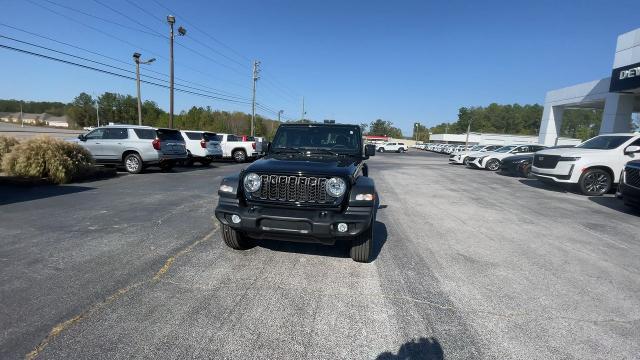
308, 149, 354, 157
272, 147, 304, 154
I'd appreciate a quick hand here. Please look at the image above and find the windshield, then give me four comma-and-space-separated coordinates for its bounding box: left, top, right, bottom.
156, 129, 184, 141
271, 126, 361, 154
495, 145, 517, 153
577, 135, 632, 149
470, 145, 483, 151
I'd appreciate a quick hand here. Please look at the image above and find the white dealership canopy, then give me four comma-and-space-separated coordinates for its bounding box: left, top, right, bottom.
539, 28, 640, 146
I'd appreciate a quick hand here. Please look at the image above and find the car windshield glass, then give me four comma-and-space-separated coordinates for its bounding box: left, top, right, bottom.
577, 135, 632, 149
271, 126, 360, 154
495, 146, 517, 153
156, 129, 183, 141
471, 145, 482, 150
203, 132, 217, 141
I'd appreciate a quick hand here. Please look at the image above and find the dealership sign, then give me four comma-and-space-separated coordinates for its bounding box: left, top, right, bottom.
610, 62, 640, 92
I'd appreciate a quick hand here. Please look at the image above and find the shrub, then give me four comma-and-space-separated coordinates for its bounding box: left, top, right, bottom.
2, 136, 95, 184
0, 135, 19, 164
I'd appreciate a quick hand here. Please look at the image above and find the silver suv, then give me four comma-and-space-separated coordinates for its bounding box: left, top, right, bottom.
75, 125, 187, 173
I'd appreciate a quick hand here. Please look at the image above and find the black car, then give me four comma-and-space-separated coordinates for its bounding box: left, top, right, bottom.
499, 154, 533, 177
214, 123, 378, 262
617, 160, 640, 209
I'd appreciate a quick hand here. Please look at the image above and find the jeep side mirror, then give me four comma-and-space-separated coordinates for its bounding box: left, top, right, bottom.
78, 134, 86, 141
625, 145, 640, 154
364, 144, 376, 158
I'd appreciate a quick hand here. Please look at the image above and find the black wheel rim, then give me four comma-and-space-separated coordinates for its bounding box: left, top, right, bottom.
584, 172, 609, 194
488, 160, 499, 170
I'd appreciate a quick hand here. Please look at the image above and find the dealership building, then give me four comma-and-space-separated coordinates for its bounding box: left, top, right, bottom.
539, 27, 640, 146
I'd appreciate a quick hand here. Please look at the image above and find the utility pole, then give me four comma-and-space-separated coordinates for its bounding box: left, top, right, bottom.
251, 60, 260, 136
167, 15, 186, 129
278, 110, 283, 122
133, 52, 155, 126
96, 101, 100, 127
445, 124, 449, 144
301, 96, 305, 121
20, 101, 23, 127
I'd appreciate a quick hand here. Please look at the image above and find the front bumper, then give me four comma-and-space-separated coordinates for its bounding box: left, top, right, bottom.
531, 164, 576, 183
620, 182, 640, 207
467, 157, 486, 169
215, 199, 374, 245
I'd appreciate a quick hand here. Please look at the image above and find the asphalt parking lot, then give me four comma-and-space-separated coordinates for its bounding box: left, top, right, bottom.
1, 151, 639, 359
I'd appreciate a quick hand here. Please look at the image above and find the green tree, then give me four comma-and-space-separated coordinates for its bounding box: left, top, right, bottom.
65, 92, 96, 128
369, 119, 402, 138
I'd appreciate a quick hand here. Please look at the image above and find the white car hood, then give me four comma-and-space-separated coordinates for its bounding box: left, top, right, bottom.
535, 147, 604, 157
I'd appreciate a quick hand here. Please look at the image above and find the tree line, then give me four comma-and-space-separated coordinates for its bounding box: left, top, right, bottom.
429, 103, 604, 141
66, 92, 282, 139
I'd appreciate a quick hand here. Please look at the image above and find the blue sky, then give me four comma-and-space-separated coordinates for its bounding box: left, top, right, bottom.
0, 0, 638, 134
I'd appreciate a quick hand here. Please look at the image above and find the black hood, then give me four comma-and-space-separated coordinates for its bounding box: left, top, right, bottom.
245, 153, 361, 179
501, 154, 533, 163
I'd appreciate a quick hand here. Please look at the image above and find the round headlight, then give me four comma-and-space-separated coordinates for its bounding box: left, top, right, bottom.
326, 177, 346, 197
243, 172, 261, 193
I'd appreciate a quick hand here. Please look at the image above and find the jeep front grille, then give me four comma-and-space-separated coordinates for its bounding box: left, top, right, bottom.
249, 174, 335, 204
625, 167, 640, 188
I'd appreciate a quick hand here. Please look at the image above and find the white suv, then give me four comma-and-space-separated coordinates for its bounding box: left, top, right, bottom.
531, 133, 640, 195
377, 142, 407, 153
180, 130, 223, 166
467, 144, 547, 170
74, 125, 187, 173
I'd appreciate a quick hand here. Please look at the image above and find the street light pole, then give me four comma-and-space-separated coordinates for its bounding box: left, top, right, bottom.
167, 15, 186, 129
278, 110, 283, 122
133, 52, 155, 126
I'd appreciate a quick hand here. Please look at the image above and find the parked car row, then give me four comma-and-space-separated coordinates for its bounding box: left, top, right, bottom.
72, 125, 263, 174
429, 134, 640, 208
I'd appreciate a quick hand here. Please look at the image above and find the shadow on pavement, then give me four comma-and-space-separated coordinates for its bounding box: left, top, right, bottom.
0, 184, 94, 205
518, 179, 570, 193
257, 221, 388, 261
376, 337, 444, 360
588, 196, 640, 215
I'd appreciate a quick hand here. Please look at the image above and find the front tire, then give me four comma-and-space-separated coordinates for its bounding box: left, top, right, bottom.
579, 168, 611, 196
350, 218, 374, 263
463, 157, 471, 166
221, 224, 253, 250
379, 148, 385, 153
486, 159, 500, 171
519, 163, 532, 178
124, 153, 143, 174
233, 149, 247, 163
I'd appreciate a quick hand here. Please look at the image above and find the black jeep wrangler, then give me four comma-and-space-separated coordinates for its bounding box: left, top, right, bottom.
214, 123, 377, 262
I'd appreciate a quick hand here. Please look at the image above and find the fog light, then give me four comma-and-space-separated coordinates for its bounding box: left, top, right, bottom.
337, 223, 348, 233
231, 214, 241, 224
355, 193, 374, 201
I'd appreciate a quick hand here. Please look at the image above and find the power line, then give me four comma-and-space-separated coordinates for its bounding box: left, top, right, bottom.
0, 34, 250, 101
0, 43, 251, 105
0, 23, 248, 99
91, 0, 165, 37
149, 0, 251, 64
41, 0, 165, 39
23, 1, 252, 91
